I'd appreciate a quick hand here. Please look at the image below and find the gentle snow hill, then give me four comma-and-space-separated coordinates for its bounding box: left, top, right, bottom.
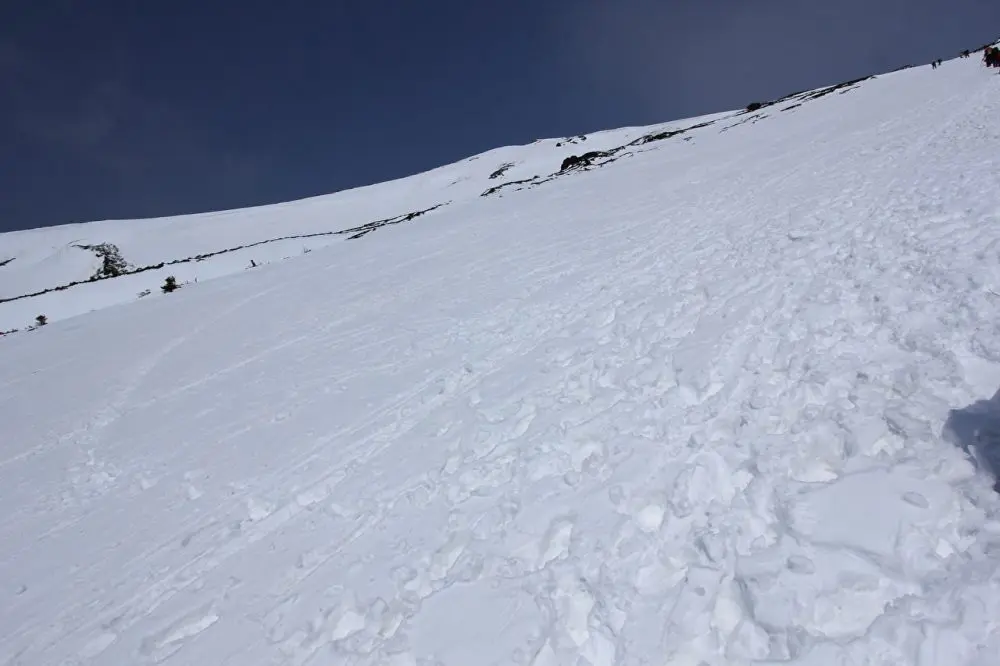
3, 53, 1000, 665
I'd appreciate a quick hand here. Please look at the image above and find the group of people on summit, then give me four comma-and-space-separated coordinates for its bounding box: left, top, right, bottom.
935, 43, 999, 69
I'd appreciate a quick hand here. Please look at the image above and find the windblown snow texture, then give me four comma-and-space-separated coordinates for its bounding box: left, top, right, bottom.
2, 52, 1000, 665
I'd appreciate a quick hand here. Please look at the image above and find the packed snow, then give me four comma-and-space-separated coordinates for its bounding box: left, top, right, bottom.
2, 51, 1000, 665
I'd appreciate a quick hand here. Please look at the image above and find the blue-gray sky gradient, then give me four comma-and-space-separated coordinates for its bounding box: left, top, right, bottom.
2, 1, 998, 232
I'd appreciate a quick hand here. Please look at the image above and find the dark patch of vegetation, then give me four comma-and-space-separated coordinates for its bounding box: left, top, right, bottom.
339, 204, 447, 240
0, 257, 14, 268
0, 204, 449, 306
557, 135, 589, 146
720, 113, 765, 132
73, 242, 129, 278
734, 74, 875, 122
628, 119, 721, 147
769, 90, 806, 105
796, 75, 873, 102
482, 176, 545, 197
489, 163, 515, 179
721, 75, 875, 133
161, 276, 179, 293
631, 129, 685, 145
560, 149, 621, 172
35, 314, 47, 326
480, 117, 729, 199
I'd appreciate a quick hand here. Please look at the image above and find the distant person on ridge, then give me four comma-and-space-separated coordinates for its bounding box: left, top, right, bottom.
984, 47, 996, 65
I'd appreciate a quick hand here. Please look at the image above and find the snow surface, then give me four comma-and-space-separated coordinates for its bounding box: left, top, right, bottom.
3, 55, 1000, 665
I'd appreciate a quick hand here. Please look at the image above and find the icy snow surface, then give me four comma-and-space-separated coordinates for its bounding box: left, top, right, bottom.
3, 56, 1000, 665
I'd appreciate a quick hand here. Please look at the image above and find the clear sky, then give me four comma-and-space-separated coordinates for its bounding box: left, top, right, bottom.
2, 1, 997, 232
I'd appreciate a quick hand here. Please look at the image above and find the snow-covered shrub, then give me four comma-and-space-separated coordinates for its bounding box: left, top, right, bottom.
74, 243, 130, 278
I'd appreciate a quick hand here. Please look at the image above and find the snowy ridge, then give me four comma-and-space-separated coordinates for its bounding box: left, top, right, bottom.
0, 65, 882, 332
2, 51, 1000, 665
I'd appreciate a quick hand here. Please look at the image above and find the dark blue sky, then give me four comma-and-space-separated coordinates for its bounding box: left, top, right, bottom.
2, 1, 997, 232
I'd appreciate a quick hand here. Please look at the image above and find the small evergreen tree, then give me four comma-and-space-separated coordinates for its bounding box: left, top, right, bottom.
161, 276, 179, 293
73, 242, 129, 278
35, 314, 47, 326
96, 243, 128, 277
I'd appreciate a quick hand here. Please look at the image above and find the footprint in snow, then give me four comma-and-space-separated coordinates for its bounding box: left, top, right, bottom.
786, 554, 816, 574
138, 603, 220, 662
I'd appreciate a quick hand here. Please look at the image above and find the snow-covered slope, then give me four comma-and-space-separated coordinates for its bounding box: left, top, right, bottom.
0, 112, 733, 331
3, 52, 1000, 665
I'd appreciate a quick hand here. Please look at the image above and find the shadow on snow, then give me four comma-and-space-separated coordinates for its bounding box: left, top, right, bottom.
943, 388, 1000, 492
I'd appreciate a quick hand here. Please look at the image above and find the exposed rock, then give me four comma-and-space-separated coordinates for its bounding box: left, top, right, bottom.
489, 163, 515, 179
560, 150, 617, 172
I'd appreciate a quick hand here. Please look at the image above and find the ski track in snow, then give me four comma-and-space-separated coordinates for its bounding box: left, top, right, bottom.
2, 57, 1000, 665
